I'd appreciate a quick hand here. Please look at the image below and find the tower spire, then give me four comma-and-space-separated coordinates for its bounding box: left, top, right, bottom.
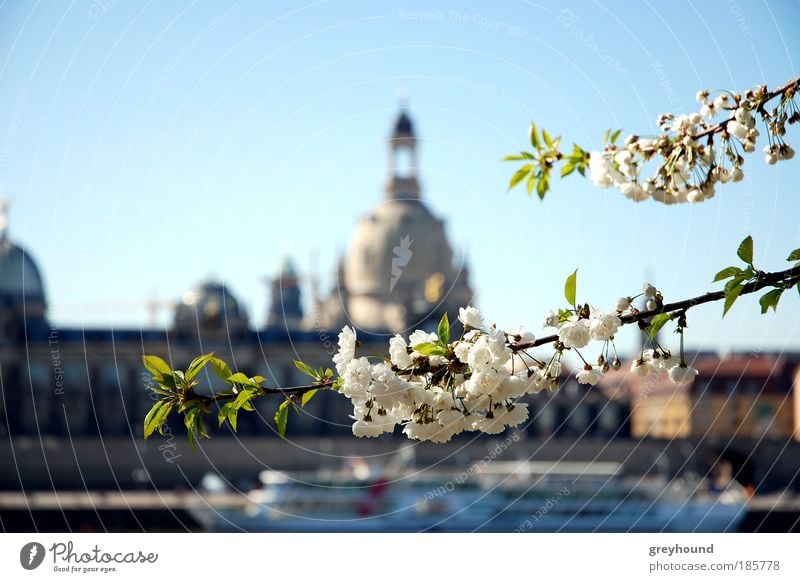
386, 95, 420, 200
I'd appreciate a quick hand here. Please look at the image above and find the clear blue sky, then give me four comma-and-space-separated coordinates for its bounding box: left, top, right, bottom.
0, 0, 798, 356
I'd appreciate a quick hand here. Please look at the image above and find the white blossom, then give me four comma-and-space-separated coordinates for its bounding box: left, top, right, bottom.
458, 306, 485, 330
542, 310, 559, 328
332, 326, 357, 375
669, 364, 698, 385
558, 319, 591, 349
389, 334, 413, 369
576, 366, 603, 385
589, 310, 622, 341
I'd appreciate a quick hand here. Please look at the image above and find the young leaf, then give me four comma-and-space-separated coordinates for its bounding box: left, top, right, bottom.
542, 128, 554, 148
210, 356, 233, 383
412, 342, 446, 356
723, 282, 746, 316
227, 372, 254, 386
275, 400, 290, 438
185, 353, 214, 382
218, 402, 235, 428
145, 401, 173, 438
737, 235, 754, 266
142, 355, 172, 382
788, 248, 800, 262
528, 122, 540, 150
713, 266, 742, 282
437, 312, 450, 346
536, 171, 550, 200
759, 288, 784, 314
564, 269, 578, 307
143, 400, 165, 439
508, 164, 533, 191
561, 162, 576, 177
294, 360, 318, 379
526, 172, 536, 196
233, 388, 258, 411
648, 313, 671, 341
301, 389, 319, 407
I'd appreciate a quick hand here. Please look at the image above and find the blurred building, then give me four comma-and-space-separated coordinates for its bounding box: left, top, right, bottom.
0, 109, 475, 440
312, 108, 473, 333
597, 353, 800, 441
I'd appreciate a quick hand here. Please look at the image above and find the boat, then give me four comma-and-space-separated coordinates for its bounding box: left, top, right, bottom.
189, 458, 748, 532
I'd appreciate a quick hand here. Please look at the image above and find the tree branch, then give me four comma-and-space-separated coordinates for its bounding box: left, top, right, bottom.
511, 265, 800, 351
191, 379, 334, 407
691, 76, 800, 141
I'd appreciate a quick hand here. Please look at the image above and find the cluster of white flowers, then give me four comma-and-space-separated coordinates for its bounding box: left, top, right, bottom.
334, 307, 560, 442
588, 82, 798, 204
629, 348, 698, 385
336, 287, 702, 440
535, 281, 696, 388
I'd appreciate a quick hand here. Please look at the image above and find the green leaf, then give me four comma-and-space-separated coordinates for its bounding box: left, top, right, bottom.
723, 282, 746, 316
542, 128, 554, 148
536, 172, 549, 200
143, 400, 165, 439
412, 342, 446, 356
787, 248, 800, 262
503, 151, 535, 161
564, 269, 578, 307
210, 356, 233, 383
713, 266, 742, 282
142, 355, 172, 382
218, 402, 236, 429
185, 353, 214, 382
508, 164, 533, 191
561, 162, 576, 177
294, 360, 318, 379
737, 235, 754, 266
526, 172, 536, 196
610, 129, 622, 144
301, 389, 319, 407
227, 372, 255, 386
724, 272, 751, 293
144, 400, 173, 439
528, 122, 540, 150
437, 312, 450, 346
759, 288, 784, 314
275, 400, 290, 438
648, 313, 671, 341
233, 387, 258, 411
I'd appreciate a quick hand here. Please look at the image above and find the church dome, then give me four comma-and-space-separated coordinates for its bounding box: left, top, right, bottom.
173, 281, 249, 333
345, 199, 452, 296
315, 107, 474, 333
0, 237, 47, 305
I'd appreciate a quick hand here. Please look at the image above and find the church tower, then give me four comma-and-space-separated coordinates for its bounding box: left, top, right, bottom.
266, 256, 304, 329
325, 105, 474, 333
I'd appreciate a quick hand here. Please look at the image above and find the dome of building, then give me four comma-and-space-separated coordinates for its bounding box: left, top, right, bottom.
0, 237, 47, 304
173, 280, 249, 334
334, 108, 472, 332
346, 199, 452, 296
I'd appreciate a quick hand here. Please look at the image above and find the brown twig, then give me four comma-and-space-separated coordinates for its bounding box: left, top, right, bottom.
511, 265, 800, 351
691, 76, 800, 141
